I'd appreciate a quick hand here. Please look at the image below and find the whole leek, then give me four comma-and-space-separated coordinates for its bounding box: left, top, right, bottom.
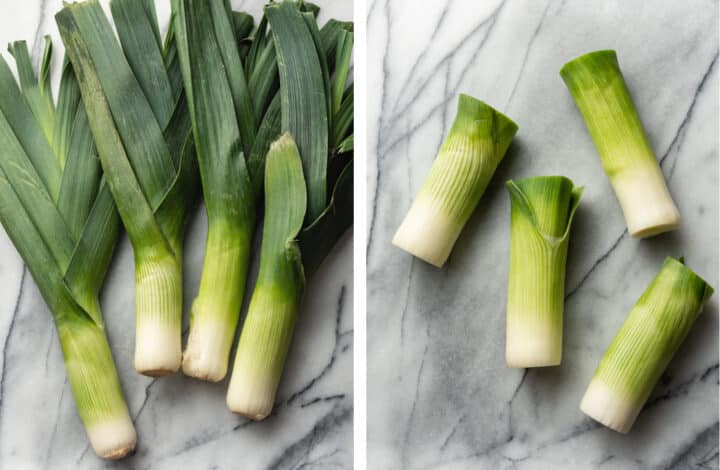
393, 94, 518, 267
226, 1, 354, 418
0, 39, 134, 458
560, 50, 680, 238
581, 257, 713, 433
505, 176, 583, 368
172, 0, 281, 381
57, 0, 199, 376
226, 133, 306, 418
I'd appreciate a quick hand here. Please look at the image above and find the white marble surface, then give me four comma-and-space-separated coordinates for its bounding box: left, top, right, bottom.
368, 1, 718, 469
0, 1, 352, 469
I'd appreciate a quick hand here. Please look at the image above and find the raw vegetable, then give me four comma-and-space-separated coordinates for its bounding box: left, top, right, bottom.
225, 0, 354, 418
560, 50, 680, 238
171, 0, 281, 381
581, 257, 713, 433
56, 0, 199, 376
392, 94, 518, 267
505, 176, 583, 368
0, 38, 135, 459
226, 133, 306, 418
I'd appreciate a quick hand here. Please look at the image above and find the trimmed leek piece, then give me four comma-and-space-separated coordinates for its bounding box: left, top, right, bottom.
227, 134, 306, 418
172, 0, 279, 381
393, 94, 518, 267
505, 176, 583, 368
0, 38, 135, 458
560, 50, 680, 238
581, 257, 713, 433
226, 1, 354, 418
57, 0, 199, 376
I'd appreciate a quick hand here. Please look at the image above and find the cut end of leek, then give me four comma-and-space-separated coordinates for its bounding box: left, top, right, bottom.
182, 317, 232, 382
226, 373, 275, 421
134, 320, 181, 376
87, 416, 138, 459
393, 94, 517, 267
506, 324, 562, 368
392, 200, 460, 267
580, 378, 638, 433
611, 166, 680, 237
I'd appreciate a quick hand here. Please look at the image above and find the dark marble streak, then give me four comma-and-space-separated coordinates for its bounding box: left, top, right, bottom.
663, 422, 719, 470
0, 268, 25, 426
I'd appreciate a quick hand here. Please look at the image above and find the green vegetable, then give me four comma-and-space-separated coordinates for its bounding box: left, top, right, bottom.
56, 0, 199, 376
226, 1, 354, 418
560, 50, 679, 238
0, 38, 134, 459
393, 94, 518, 267
226, 133, 306, 418
581, 257, 713, 433
505, 176, 582, 368
172, 0, 280, 381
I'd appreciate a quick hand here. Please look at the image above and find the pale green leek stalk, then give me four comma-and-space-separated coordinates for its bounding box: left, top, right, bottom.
561, 50, 679, 238
227, 133, 306, 418
0, 39, 134, 458
505, 176, 582, 368
393, 94, 518, 267
226, 1, 354, 418
172, 0, 270, 381
581, 257, 713, 433
57, 0, 198, 376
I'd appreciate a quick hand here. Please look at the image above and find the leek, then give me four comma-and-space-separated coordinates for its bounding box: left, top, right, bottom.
56, 0, 199, 376
172, 0, 278, 381
505, 176, 583, 368
560, 50, 680, 238
581, 257, 713, 433
393, 94, 518, 267
226, 133, 306, 418
226, 1, 354, 418
0, 39, 134, 458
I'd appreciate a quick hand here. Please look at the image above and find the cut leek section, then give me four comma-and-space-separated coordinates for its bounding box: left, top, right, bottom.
393, 94, 518, 267
581, 257, 713, 433
505, 176, 582, 368
227, 133, 306, 419
57, 0, 199, 376
0, 38, 134, 458
560, 50, 679, 238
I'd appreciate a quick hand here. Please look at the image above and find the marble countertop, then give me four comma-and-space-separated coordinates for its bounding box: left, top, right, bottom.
368, 1, 718, 469
0, 1, 352, 469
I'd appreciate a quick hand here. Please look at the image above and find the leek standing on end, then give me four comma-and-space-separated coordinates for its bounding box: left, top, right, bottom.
57, 0, 198, 376
227, 1, 354, 419
561, 50, 680, 238
505, 176, 582, 368
393, 94, 518, 267
0, 38, 134, 458
581, 257, 713, 433
226, 134, 306, 418
172, 0, 280, 381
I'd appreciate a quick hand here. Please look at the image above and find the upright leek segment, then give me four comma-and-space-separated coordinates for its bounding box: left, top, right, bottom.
393, 95, 518, 267
581, 257, 713, 433
227, 134, 307, 418
560, 50, 680, 238
57, 0, 198, 376
0, 39, 134, 459
227, 1, 354, 418
172, 0, 279, 381
505, 177, 583, 368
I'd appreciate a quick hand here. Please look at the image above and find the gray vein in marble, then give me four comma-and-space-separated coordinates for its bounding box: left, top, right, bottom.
565, 228, 628, 300
0, 268, 24, 414
663, 52, 718, 178
44, 377, 68, 466
267, 403, 352, 470
664, 422, 719, 470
